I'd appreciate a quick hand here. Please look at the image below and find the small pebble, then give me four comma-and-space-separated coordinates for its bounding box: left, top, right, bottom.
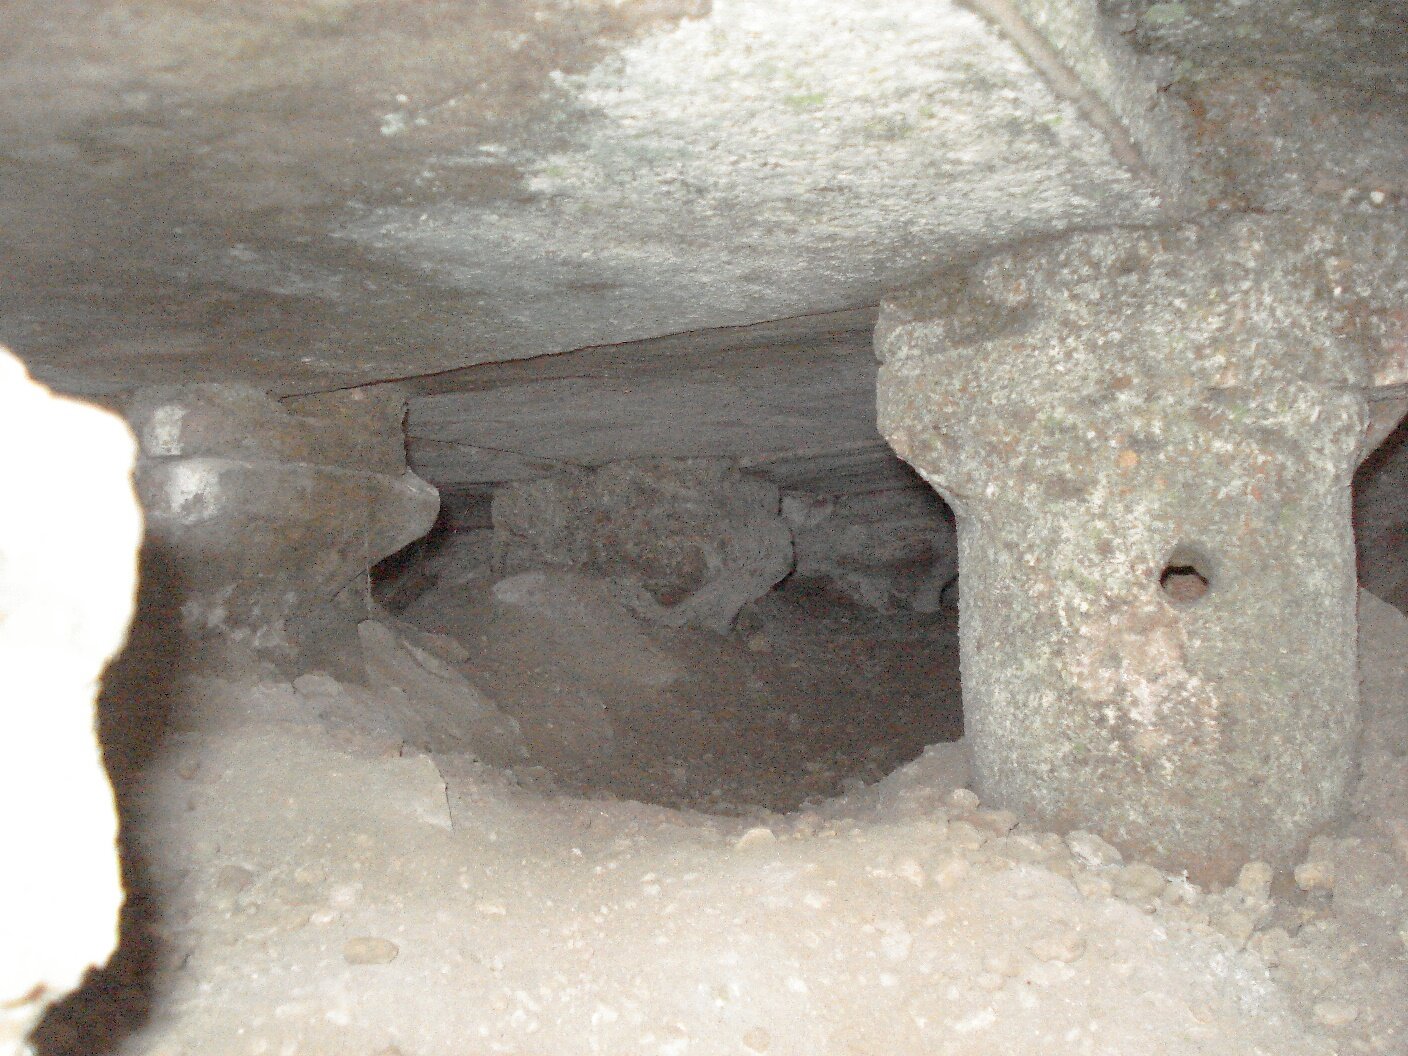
1029, 931, 1086, 964
789, 813, 819, 839
895, 857, 926, 888
1000, 832, 1051, 863
1066, 831, 1123, 869
1313, 1001, 1360, 1028
742, 1027, 771, 1053
1248, 926, 1291, 967
1211, 908, 1257, 949
949, 788, 980, 811
1237, 861, 1273, 900
970, 809, 1018, 835
1114, 862, 1168, 903
343, 937, 400, 965
947, 821, 987, 850
213, 864, 255, 895
1294, 859, 1335, 892
1073, 871, 1114, 901
735, 826, 777, 850
275, 906, 312, 933
1161, 877, 1201, 907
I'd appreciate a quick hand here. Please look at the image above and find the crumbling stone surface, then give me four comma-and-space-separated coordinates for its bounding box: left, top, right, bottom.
876, 212, 1408, 882
354, 621, 526, 767
783, 489, 958, 612
403, 568, 685, 764
125, 384, 438, 651
0, 349, 139, 1051
492, 459, 793, 632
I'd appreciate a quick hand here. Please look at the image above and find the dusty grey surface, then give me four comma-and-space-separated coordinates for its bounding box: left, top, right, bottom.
0, 0, 1183, 399
877, 212, 1408, 882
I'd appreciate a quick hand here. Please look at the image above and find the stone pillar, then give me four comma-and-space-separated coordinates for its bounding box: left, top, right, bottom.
125, 384, 439, 653
876, 214, 1408, 881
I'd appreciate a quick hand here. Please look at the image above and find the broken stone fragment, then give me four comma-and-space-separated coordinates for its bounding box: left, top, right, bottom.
785, 487, 958, 613
1292, 859, 1335, 893
409, 570, 660, 763
877, 212, 1408, 882
734, 826, 778, 850
486, 571, 681, 690
1113, 862, 1168, 904
343, 937, 400, 966
355, 620, 525, 768
128, 383, 410, 473
1028, 929, 1086, 964
1235, 861, 1274, 901
124, 383, 438, 652
1312, 1000, 1359, 1028
1065, 830, 1123, 870
492, 458, 793, 632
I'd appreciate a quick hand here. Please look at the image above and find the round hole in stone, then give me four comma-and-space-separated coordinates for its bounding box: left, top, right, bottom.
1159, 546, 1212, 605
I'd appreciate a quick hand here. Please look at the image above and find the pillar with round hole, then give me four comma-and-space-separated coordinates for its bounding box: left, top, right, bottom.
876, 214, 1408, 882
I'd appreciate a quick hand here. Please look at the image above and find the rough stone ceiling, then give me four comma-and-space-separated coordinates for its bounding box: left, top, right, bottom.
9, 0, 1408, 499
1, 0, 1184, 388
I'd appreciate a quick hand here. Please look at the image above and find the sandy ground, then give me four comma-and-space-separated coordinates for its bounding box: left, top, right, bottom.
27, 580, 1408, 1056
